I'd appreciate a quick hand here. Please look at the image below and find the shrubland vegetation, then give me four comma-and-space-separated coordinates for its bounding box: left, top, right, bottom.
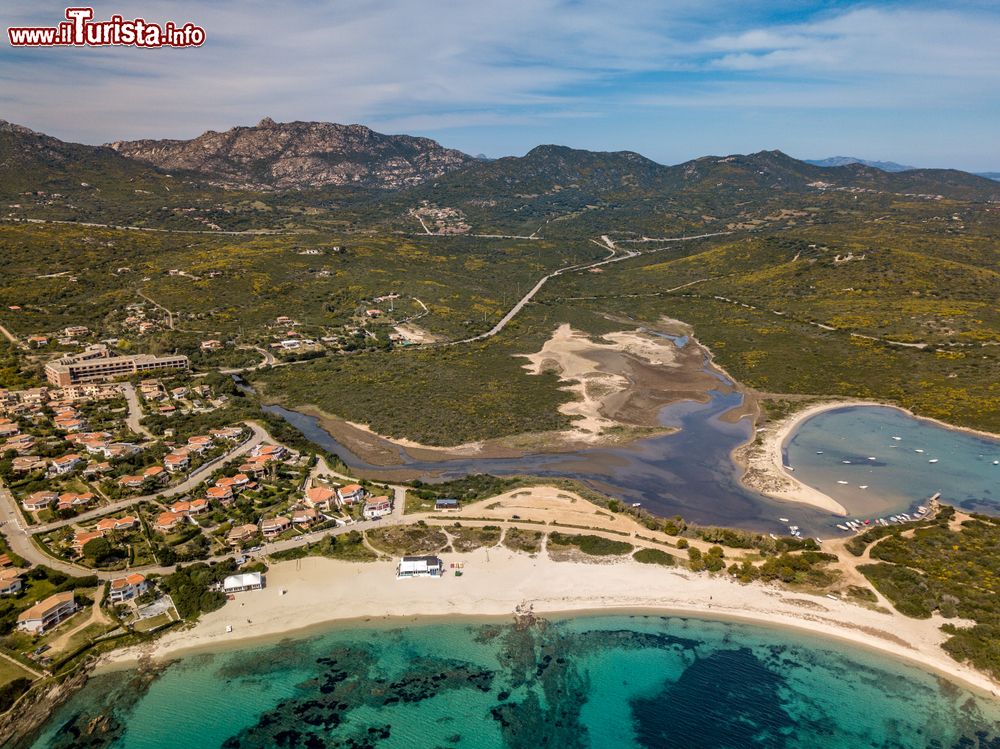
501, 528, 543, 553
367, 523, 447, 555
157, 561, 238, 620
548, 533, 633, 556
269, 531, 376, 562
857, 512, 1000, 678
633, 548, 676, 566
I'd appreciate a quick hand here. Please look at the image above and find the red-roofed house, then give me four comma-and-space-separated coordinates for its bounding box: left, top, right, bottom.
170, 498, 209, 515
109, 573, 148, 603
155, 512, 184, 531
252, 444, 287, 460
291, 507, 319, 526
0, 568, 23, 596
261, 516, 291, 538
164, 450, 190, 472
304, 486, 337, 510
23, 491, 58, 511
17, 592, 77, 634
336, 484, 366, 507
96, 516, 139, 533
206, 485, 233, 502
12, 456, 46, 473
58, 492, 94, 511
72, 530, 105, 552
50, 453, 82, 475
227, 523, 259, 546
117, 474, 146, 490
363, 495, 393, 520
186, 435, 213, 452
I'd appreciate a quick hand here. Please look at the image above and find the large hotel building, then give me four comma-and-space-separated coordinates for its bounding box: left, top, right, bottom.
45, 345, 189, 387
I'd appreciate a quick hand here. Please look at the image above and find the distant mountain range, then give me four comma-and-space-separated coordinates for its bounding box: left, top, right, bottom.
808, 155, 1000, 182
805, 156, 917, 172
2, 118, 999, 205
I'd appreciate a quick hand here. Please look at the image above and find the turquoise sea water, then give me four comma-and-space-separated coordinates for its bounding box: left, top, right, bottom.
25, 614, 1000, 748
785, 406, 1000, 521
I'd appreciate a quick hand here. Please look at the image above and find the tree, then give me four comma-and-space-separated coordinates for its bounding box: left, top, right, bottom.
82, 537, 116, 565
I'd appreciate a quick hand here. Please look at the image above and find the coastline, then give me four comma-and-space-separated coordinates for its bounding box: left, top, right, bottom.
102, 549, 1000, 700
735, 397, 1000, 518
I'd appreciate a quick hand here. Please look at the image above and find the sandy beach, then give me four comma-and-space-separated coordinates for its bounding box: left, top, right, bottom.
107, 548, 998, 699
736, 399, 880, 516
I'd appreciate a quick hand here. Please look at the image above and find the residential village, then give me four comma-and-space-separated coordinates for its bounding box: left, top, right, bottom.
0, 342, 399, 686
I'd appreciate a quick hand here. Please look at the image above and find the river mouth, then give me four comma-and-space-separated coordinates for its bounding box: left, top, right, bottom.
264, 394, 1000, 538
265, 392, 840, 536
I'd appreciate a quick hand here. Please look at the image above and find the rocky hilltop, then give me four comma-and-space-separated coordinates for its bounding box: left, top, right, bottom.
107, 117, 475, 190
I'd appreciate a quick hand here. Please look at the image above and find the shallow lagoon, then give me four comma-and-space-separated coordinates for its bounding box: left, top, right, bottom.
785, 405, 1000, 519
26, 614, 1000, 749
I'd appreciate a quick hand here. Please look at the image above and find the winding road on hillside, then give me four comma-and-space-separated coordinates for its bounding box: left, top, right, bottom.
442, 231, 731, 346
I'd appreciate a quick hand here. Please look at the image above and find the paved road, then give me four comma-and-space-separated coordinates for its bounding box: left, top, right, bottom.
9, 424, 266, 541
120, 382, 154, 440
3, 217, 300, 236
439, 231, 730, 346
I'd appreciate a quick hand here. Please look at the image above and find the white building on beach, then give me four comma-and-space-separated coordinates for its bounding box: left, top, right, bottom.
396, 556, 444, 578
223, 572, 264, 593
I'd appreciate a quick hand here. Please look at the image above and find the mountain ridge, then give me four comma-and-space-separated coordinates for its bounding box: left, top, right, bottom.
2, 118, 998, 207
106, 117, 475, 190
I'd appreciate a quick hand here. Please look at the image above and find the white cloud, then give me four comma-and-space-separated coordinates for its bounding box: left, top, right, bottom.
0, 0, 997, 166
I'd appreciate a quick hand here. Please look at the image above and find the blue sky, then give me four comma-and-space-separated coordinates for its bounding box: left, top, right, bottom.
2, 0, 999, 169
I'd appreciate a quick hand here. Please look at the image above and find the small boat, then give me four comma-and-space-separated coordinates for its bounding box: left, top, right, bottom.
837, 480, 849, 484
892, 436, 902, 441
859, 485, 868, 489
226, 625, 233, 633
928, 459, 938, 464
826, 594, 839, 601
915, 449, 924, 453
836, 524, 849, 531
842, 460, 851, 464
631, 502, 642, 507
779, 517, 790, 522
769, 533, 778, 540
868, 456, 876, 461
993, 460, 998, 465
863, 519, 871, 525
816, 451, 824, 455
